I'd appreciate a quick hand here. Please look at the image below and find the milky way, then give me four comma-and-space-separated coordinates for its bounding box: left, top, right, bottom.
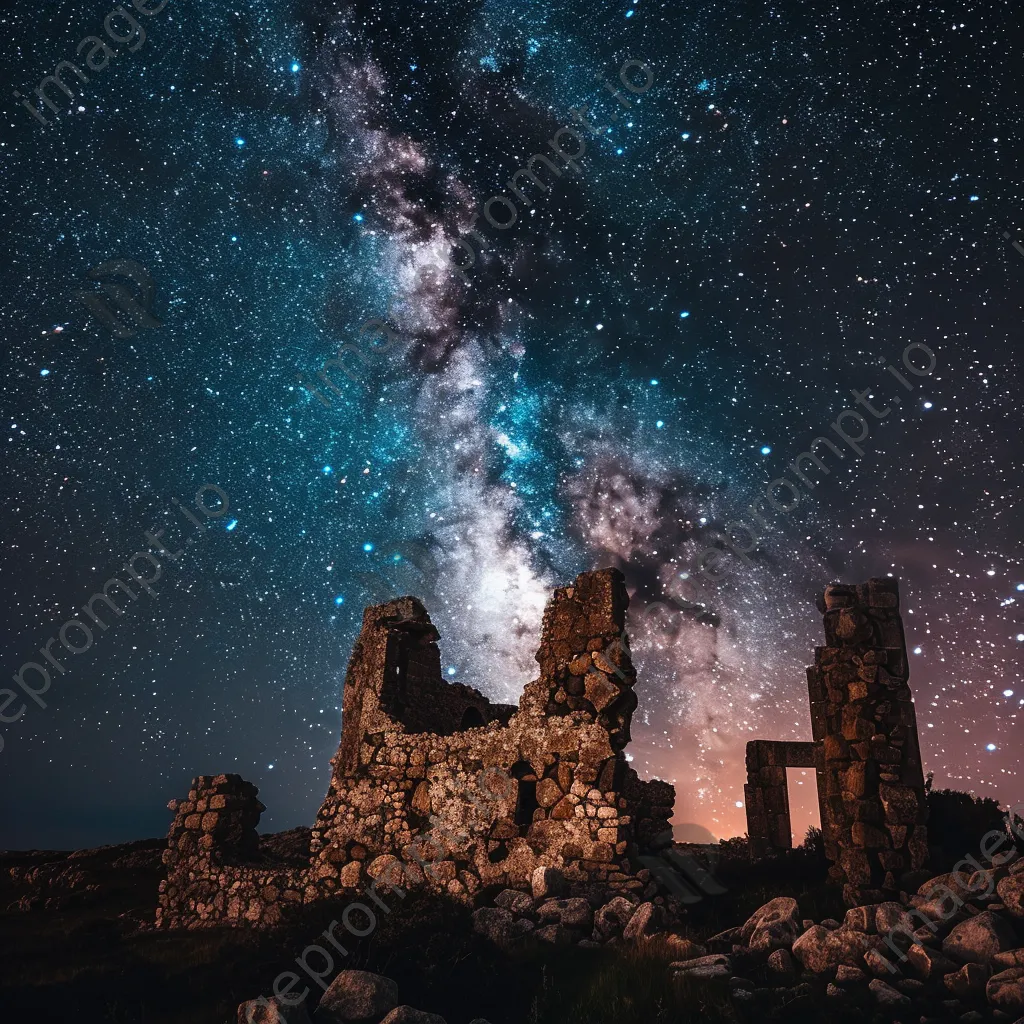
0, 0, 1021, 849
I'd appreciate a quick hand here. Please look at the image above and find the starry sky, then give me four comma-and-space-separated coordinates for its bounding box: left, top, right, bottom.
1, 0, 1021, 851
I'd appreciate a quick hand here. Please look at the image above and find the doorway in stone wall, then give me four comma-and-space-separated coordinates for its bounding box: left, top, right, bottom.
786, 767, 822, 847
510, 760, 539, 829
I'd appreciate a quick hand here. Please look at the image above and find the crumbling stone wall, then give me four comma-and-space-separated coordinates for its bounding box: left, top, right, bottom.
155, 774, 305, 929
743, 741, 824, 857
309, 569, 668, 900
744, 578, 929, 906
157, 568, 676, 930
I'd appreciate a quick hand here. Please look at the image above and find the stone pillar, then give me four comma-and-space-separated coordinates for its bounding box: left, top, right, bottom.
520, 567, 638, 751
156, 774, 264, 928
744, 747, 790, 858
809, 578, 928, 905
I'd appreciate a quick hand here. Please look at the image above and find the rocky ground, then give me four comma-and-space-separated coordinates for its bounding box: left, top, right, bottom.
5, 829, 1024, 1024
458, 854, 1024, 1024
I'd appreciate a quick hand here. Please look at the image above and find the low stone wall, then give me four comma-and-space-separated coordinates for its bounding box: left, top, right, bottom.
155, 774, 305, 930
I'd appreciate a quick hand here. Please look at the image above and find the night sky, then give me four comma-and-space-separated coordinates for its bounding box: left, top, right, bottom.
1, 0, 1021, 851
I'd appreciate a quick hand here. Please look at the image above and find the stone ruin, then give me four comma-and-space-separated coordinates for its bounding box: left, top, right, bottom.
155, 571, 931, 930
744, 577, 929, 906
156, 568, 682, 930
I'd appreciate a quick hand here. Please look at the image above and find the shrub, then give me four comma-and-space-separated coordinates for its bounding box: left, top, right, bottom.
925, 783, 1018, 868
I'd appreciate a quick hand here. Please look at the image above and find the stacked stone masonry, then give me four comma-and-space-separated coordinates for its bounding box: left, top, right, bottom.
156, 569, 676, 930
743, 741, 824, 857
744, 577, 929, 907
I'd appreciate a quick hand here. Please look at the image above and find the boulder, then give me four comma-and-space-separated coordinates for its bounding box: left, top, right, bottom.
868, 979, 910, 1007
919, 873, 975, 901
864, 948, 899, 978
967, 868, 1003, 897
944, 962, 990, 998
671, 954, 733, 980
663, 934, 706, 960
792, 925, 873, 973
875, 902, 913, 936
791, 926, 832, 973
738, 897, 800, 944
893, 978, 925, 996
494, 889, 534, 916
622, 901, 663, 941
238, 996, 312, 1024
671, 954, 733, 972
315, 971, 398, 1024
471, 907, 532, 950
942, 911, 1019, 964
835, 965, 866, 984
842, 906, 877, 933
537, 897, 592, 931
705, 926, 742, 952
993, 948, 1024, 969
766, 948, 796, 980
533, 923, 573, 945
987, 967, 1024, 1014
749, 917, 801, 953
998, 875, 1024, 918
906, 942, 960, 979
593, 896, 636, 939
379, 1010, 446, 1024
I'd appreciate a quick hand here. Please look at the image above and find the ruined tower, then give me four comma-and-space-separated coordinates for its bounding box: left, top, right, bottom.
744, 577, 929, 906
156, 568, 678, 929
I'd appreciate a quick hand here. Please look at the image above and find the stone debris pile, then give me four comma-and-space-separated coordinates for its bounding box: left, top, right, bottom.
670, 855, 1024, 1021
